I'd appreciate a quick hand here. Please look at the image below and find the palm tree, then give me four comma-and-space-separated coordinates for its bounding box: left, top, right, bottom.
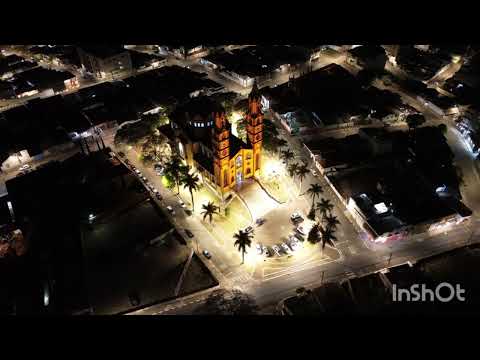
164, 157, 188, 194
182, 171, 201, 211
287, 162, 299, 178
307, 222, 321, 244
316, 198, 334, 222
277, 138, 288, 152
233, 230, 253, 264
295, 163, 309, 194
306, 183, 323, 207
320, 226, 337, 250
201, 201, 219, 224
324, 214, 340, 232
281, 149, 295, 166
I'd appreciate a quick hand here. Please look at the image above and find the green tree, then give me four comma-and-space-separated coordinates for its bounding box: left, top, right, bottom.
320, 226, 337, 250
306, 183, 323, 207
295, 163, 309, 194
287, 162, 299, 178
281, 149, 295, 166
233, 230, 253, 264
324, 214, 340, 232
316, 198, 334, 222
406, 113, 426, 132
201, 201, 219, 224
182, 171, 201, 211
307, 222, 321, 244
164, 157, 189, 195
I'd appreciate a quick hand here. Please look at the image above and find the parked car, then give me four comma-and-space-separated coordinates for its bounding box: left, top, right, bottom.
179, 200, 186, 208
255, 218, 266, 226
135, 169, 141, 175
19, 164, 31, 171
166, 206, 175, 215
142, 176, 147, 182
288, 236, 301, 251
310, 168, 318, 177
290, 212, 304, 223
281, 242, 293, 254
296, 225, 306, 236
272, 245, 282, 257
244, 226, 254, 234
155, 192, 163, 200
202, 250, 212, 259
262, 245, 270, 257
294, 233, 305, 242
255, 243, 262, 255
118, 151, 125, 158
185, 229, 194, 238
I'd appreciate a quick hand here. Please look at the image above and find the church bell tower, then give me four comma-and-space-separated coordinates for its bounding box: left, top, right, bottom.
246, 80, 263, 174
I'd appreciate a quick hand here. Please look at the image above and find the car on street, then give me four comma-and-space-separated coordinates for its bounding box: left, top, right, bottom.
142, 176, 147, 182
124, 159, 131, 165
281, 242, 293, 254
185, 229, 194, 238
272, 245, 282, 257
155, 192, 163, 200
255, 218, 266, 226
255, 243, 262, 255
202, 250, 212, 259
310, 168, 318, 176
288, 236, 301, 251
291, 212, 304, 223
179, 200, 186, 208
296, 225, 306, 236
135, 169, 141, 175
294, 233, 304, 242
166, 206, 175, 215
19, 164, 31, 171
244, 226, 254, 234
262, 245, 270, 257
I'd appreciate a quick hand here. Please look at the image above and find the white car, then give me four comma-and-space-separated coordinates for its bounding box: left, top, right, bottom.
135, 169, 141, 175
281, 243, 293, 254
255, 243, 262, 255
290, 212, 304, 223
296, 226, 306, 236
179, 200, 186, 208
310, 168, 318, 176
262, 245, 271, 257
19, 164, 31, 171
272, 245, 282, 257
166, 206, 175, 215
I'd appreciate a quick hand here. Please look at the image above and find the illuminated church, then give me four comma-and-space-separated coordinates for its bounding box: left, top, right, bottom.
164, 83, 264, 197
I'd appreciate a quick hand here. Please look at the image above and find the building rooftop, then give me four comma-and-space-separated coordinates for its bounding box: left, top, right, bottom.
77, 45, 128, 59
205, 45, 310, 78
348, 45, 386, 60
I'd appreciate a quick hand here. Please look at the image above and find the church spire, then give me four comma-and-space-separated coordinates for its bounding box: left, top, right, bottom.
249, 79, 260, 101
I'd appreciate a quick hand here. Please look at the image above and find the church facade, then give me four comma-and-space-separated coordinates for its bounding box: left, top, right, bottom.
162, 83, 264, 197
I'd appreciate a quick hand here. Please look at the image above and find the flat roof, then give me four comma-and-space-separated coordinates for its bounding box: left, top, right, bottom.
205, 45, 310, 78
77, 45, 128, 59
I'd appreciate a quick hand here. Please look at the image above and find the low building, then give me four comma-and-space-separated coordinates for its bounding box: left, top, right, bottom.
77, 45, 132, 80
0, 54, 37, 80
346, 45, 387, 72
263, 63, 364, 134
202, 45, 310, 88
307, 127, 470, 242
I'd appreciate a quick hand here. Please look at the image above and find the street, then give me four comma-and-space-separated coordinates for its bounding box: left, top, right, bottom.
4, 45, 479, 315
